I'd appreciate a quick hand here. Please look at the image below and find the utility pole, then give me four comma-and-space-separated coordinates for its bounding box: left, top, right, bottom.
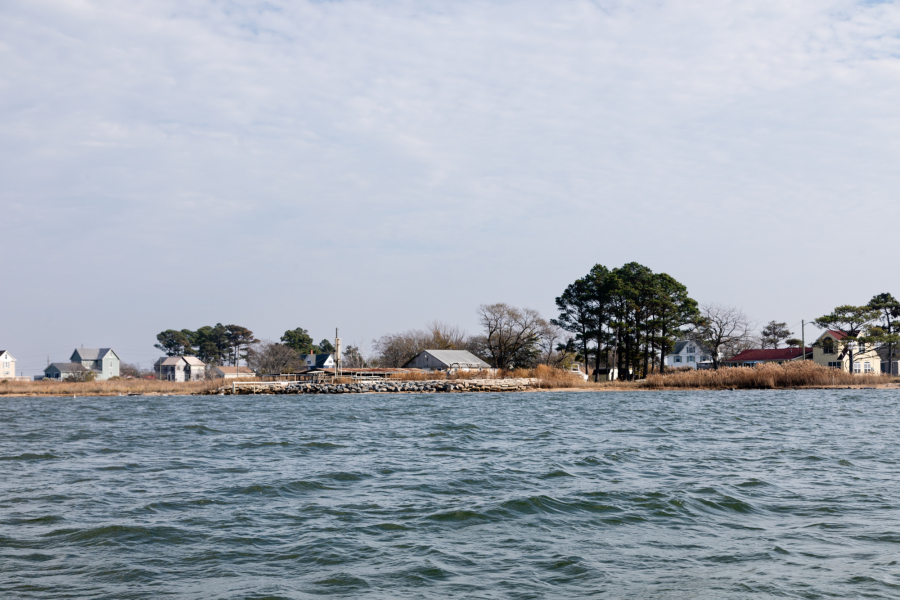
801, 320, 806, 360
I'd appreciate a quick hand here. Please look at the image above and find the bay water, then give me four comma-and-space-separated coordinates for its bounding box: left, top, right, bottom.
2, 390, 899, 598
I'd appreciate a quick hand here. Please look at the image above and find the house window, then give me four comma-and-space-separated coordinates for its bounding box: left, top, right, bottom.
687, 356, 695, 363
853, 362, 861, 373
687, 345, 695, 354
864, 362, 873, 373
823, 339, 835, 354
675, 356, 682, 363
858, 342, 865, 353
827, 362, 842, 369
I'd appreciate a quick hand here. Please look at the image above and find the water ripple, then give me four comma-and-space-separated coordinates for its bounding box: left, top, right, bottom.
2, 390, 900, 598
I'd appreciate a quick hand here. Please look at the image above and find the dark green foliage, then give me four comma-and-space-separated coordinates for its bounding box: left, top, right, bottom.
554, 262, 698, 380
318, 339, 335, 354
760, 321, 792, 349
155, 323, 257, 366
281, 327, 315, 354
154, 330, 194, 356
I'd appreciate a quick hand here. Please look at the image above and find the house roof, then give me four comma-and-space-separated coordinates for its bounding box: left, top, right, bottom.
46, 362, 88, 373
301, 354, 334, 367
724, 348, 812, 363
156, 356, 183, 367
0, 351, 13, 360
404, 349, 491, 369
72, 348, 117, 361
215, 366, 254, 374
672, 341, 688, 355
154, 355, 207, 367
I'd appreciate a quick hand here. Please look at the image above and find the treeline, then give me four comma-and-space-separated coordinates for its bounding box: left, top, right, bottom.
154, 325, 357, 370
554, 262, 700, 379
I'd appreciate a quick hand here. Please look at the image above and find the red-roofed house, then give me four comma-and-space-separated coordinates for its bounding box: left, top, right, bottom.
723, 347, 812, 367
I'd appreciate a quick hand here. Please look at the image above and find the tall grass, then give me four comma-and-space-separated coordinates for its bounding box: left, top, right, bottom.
0, 378, 225, 396
644, 361, 886, 390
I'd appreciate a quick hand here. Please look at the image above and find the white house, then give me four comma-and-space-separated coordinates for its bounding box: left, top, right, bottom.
1, 350, 16, 379
300, 354, 335, 370
153, 356, 207, 381
403, 350, 491, 371
0, 351, 27, 380
665, 341, 715, 369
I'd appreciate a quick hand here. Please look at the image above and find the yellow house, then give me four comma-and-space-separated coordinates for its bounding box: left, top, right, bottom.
812, 330, 881, 374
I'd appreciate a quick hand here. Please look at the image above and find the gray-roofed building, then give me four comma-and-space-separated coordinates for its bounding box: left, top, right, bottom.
403, 350, 491, 371
44, 362, 88, 380
153, 356, 207, 381
71, 348, 120, 380
300, 354, 335, 370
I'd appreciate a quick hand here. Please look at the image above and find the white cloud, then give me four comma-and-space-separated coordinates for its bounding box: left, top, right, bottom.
2, 0, 899, 370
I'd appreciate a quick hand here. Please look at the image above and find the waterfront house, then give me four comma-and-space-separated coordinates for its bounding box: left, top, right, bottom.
878, 348, 899, 376
722, 347, 812, 367
44, 362, 89, 380
1, 350, 18, 379
403, 350, 491, 371
812, 330, 881, 373
70, 348, 120, 380
211, 366, 255, 379
300, 353, 335, 369
664, 341, 715, 369
153, 356, 207, 381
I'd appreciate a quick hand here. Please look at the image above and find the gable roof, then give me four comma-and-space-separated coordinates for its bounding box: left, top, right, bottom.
156, 356, 184, 367
45, 362, 88, 373
0, 351, 13, 360
72, 348, 119, 361
819, 330, 858, 341
182, 356, 205, 366
724, 348, 812, 363
404, 349, 491, 369
301, 354, 334, 368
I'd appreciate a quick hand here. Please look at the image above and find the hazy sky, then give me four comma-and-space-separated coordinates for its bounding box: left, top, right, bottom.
2, 0, 899, 374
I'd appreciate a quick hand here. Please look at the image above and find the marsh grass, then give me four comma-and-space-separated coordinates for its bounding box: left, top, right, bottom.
0, 378, 224, 396
643, 361, 886, 389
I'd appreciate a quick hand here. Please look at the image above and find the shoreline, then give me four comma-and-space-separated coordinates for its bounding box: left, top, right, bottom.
2, 382, 898, 398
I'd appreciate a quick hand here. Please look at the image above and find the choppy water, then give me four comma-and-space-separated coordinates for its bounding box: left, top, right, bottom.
2, 391, 900, 598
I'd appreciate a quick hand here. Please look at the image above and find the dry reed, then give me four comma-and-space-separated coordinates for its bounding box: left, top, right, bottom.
0, 378, 226, 396
643, 361, 886, 390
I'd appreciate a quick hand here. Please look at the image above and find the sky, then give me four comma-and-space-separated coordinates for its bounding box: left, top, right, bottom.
2, 0, 900, 375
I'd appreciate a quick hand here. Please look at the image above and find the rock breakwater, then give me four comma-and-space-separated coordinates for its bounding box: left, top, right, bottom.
224, 378, 538, 395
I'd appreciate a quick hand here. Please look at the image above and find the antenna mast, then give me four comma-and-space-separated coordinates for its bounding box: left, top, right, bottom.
335, 327, 342, 379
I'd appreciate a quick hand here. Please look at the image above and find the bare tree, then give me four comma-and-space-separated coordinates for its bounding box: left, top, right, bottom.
343, 345, 368, 368
690, 304, 755, 369
248, 340, 302, 375
372, 321, 477, 367
425, 321, 469, 349
478, 303, 546, 369
536, 321, 573, 367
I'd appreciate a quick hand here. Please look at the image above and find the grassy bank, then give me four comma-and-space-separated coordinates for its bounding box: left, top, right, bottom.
0, 362, 892, 396
0, 378, 223, 396
643, 361, 887, 390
